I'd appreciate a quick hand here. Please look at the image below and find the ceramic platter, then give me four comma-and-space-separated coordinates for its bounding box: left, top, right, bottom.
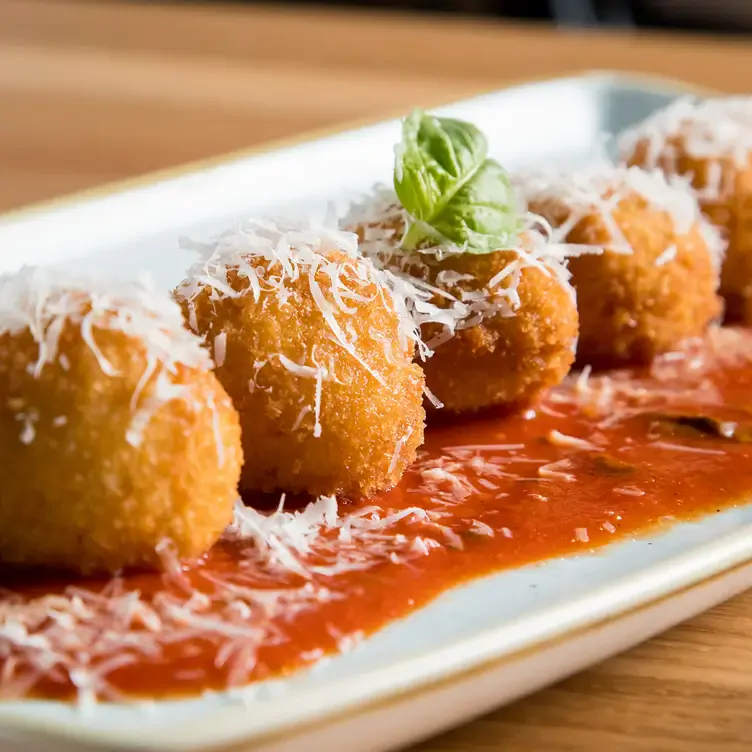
1, 72, 750, 752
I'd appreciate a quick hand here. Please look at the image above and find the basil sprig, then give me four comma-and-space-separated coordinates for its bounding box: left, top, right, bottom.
394, 109, 521, 254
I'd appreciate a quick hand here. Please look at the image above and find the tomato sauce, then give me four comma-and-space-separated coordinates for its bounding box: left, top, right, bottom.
4, 330, 752, 703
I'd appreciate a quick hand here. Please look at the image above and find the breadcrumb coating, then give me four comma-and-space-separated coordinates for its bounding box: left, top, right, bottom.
531, 190, 722, 366
626, 136, 752, 324
0, 318, 242, 574
179, 250, 425, 498
348, 196, 579, 413
403, 248, 577, 413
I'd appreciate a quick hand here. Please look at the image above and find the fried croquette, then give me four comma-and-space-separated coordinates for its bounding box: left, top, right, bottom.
0, 270, 242, 575
347, 190, 579, 413
517, 164, 724, 367
176, 219, 425, 499
412, 249, 578, 413
620, 97, 752, 323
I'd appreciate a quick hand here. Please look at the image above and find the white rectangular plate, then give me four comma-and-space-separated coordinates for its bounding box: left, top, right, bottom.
1, 71, 749, 752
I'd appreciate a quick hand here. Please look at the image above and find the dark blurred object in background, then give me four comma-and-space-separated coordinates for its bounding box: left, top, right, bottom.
263, 0, 752, 32
635, 0, 752, 32
550, 0, 752, 31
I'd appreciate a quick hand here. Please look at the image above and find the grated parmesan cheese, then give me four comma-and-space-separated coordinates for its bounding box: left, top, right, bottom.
0, 267, 212, 446
613, 486, 645, 497
537, 458, 576, 482
275, 353, 321, 380
618, 96, 752, 201
213, 332, 227, 368
342, 186, 584, 353
654, 245, 677, 267
15, 409, 38, 445
514, 162, 725, 271
650, 440, 725, 456
176, 213, 425, 384
388, 426, 414, 476
313, 366, 324, 438
547, 430, 601, 452
0, 487, 457, 705
469, 519, 495, 537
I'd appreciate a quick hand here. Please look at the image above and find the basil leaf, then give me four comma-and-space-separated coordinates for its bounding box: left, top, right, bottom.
394, 109, 521, 254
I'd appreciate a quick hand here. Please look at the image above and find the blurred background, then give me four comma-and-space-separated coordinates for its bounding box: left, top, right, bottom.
2, 0, 751, 215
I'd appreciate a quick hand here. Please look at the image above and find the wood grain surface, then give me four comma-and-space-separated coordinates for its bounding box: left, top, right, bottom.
2, 1, 752, 749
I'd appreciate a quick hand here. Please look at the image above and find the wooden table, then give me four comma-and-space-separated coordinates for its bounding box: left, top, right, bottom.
2, 1, 752, 749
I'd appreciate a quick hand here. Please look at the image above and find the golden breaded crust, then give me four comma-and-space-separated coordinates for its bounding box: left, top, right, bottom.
534, 191, 722, 366
628, 137, 752, 323
0, 322, 242, 574
181, 252, 425, 499
416, 250, 578, 413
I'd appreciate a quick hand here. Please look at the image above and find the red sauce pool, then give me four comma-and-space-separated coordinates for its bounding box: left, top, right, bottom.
4, 330, 752, 702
